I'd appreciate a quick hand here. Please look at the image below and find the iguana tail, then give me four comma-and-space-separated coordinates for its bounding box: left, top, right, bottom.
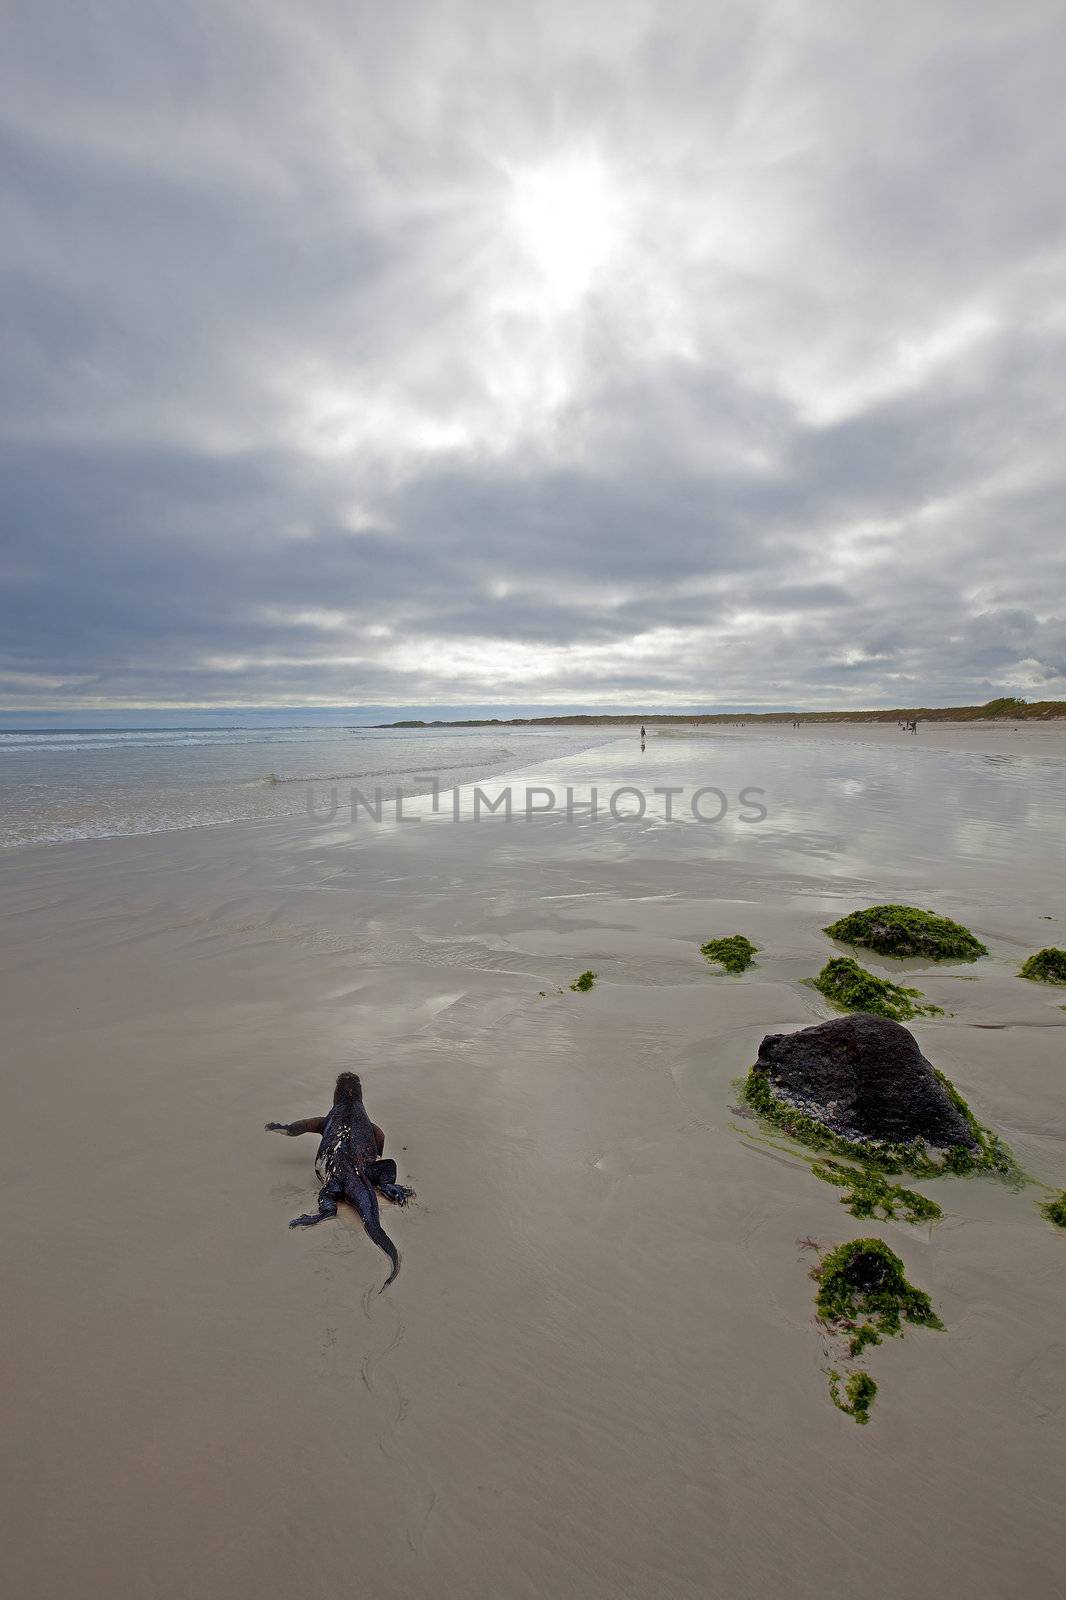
349, 1174, 400, 1290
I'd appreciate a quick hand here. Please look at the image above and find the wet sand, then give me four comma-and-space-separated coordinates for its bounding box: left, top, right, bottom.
659, 715, 1066, 758
2, 728, 1064, 1600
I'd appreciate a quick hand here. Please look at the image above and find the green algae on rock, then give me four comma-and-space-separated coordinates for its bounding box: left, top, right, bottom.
743, 1064, 931, 1172
827, 1368, 878, 1424
1018, 948, 1066, 985
570, 970, 597, 992
824, 905, 987, 962
1040, 1191, 1066, 1227
814, 1238, 944, 1357
743, 1059, 1018, 1180
700, 934, 758, 974
743, 1014, 1020, 1179
813, 956, 943, 1022
810, 1159, 942, 1223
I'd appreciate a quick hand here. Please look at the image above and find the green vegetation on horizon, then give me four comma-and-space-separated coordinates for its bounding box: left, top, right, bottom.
813, 956, 943, 1021
1018, 948, 1066, 985
570, 970, 597, 992
700, 934, 758, 974
824, 904, 988, 962
814, 1238, 944, 1358
1040, 1191, 1066, 1228
377, 696, 1066, 728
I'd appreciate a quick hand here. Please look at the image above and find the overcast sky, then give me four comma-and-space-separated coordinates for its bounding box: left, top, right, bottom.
2, 1, 1064, 712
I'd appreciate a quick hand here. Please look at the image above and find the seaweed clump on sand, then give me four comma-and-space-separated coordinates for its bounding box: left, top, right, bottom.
813, 956, 943, 1022
824, 905, 987, 962
1040, 1191, 1066, 1228
827, 1368, 878, 1425
814, 1238, 944, 1357
570, 970, 597, 992
1018, 948, 1066, 985
700, 934, 758, 974
810, 1159, 942, 1223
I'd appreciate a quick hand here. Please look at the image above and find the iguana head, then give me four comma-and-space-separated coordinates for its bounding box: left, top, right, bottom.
334, 1071, 363, 1103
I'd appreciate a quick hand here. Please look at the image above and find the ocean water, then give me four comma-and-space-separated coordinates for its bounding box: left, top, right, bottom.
0, 723, 610, 848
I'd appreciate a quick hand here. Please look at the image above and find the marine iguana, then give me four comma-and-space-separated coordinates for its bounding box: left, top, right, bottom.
265, 1072, 414, 1289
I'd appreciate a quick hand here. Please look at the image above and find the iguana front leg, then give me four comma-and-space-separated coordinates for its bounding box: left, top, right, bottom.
265, 1116, 326, 1136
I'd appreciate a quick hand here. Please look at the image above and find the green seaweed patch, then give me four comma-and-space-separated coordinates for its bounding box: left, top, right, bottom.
1018, 947, 1066, 985
741, 1064, 1021, 1182
1040, 1190, 1066, 1228
933, 1071, 1022, 1181
700, 934, 758, 974
824, 905, 987, 962
570, 970, 597, 992
813, 956, 943, 1022
827, 1368, 878, 1424
814, 1238, 944, 1357
810, 1159, 942, 1223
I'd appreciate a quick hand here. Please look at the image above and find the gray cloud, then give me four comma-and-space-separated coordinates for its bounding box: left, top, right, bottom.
1, 0, 1064, 710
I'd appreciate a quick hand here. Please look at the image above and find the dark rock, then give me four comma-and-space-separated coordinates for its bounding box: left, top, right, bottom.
753, 1014, 977, 1150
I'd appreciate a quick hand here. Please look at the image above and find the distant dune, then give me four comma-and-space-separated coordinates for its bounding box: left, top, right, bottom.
381, 696, 1066, 729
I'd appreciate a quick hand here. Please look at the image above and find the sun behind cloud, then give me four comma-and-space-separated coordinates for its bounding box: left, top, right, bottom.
507, 153, 623, 307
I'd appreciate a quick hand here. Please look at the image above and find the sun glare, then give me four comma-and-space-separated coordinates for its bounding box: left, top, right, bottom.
508, 155, 621, 306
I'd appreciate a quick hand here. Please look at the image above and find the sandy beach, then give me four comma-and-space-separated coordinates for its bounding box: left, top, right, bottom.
2, 724, 1064, 1600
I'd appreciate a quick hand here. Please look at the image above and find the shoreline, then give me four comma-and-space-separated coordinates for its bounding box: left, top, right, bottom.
0, 725, 623, 854
9, 717, 1063, 857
